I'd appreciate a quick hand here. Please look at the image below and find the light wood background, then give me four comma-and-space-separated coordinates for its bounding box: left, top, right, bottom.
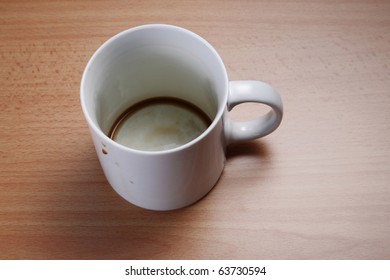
1, 0, 390, 259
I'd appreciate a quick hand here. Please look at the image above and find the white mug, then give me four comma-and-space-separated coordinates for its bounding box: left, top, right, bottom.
80, 24, 283, 211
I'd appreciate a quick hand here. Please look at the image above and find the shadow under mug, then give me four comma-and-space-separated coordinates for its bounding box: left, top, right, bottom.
80, 24, 283, 211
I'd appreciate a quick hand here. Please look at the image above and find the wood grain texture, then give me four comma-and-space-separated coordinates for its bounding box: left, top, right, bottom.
1, 0, 390, 259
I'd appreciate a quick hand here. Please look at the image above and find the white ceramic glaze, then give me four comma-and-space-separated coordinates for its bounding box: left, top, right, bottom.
80, 24, 283, 210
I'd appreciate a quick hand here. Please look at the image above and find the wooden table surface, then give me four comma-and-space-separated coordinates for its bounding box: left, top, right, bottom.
1, 0, 390, 260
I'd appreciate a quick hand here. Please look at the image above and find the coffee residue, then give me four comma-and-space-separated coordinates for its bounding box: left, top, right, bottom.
108, 96, 212, 151
109, 96, 212, 139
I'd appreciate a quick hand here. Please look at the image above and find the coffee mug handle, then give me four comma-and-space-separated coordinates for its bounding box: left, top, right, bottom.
225, 80, 283, 145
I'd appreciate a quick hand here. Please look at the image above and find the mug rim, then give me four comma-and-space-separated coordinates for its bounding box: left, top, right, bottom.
80, 24, 229, 155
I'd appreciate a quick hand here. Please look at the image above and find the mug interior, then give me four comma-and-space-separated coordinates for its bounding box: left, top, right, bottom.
81, 25, 228, 142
